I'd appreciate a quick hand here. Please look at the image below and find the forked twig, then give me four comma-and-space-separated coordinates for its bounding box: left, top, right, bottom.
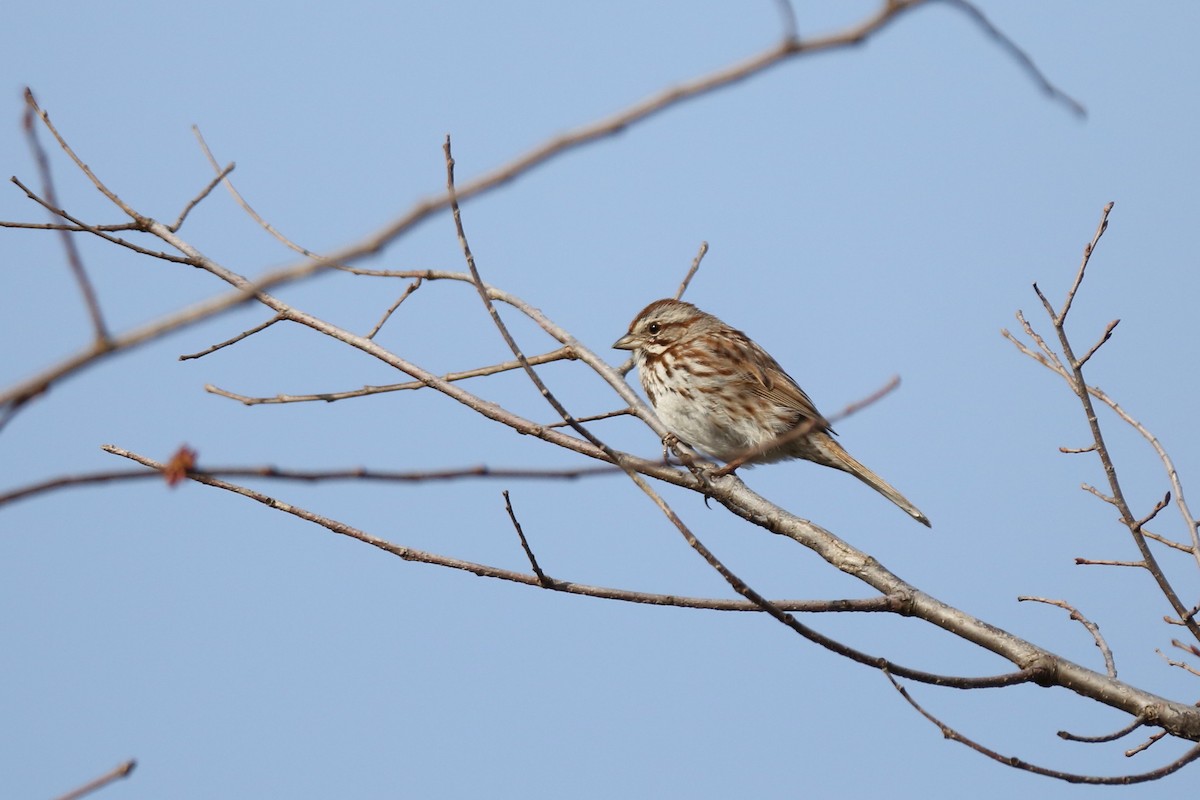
886, 670, 1200, 784
22, 89, 108, 344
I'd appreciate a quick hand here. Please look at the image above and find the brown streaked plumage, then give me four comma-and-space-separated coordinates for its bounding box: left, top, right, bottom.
613, 298, 930, 527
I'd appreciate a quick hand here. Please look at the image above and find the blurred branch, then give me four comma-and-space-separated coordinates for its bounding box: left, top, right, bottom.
22, 88, 107, 345
2, 0, 1077, 428
943, 0, 1086, 117
52, 760, 136, 800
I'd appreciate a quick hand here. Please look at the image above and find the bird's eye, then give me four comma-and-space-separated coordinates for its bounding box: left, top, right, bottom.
647, 322, 660, 335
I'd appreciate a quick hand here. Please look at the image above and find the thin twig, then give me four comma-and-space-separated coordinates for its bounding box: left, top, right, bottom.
170, 162, 234, 231
1140, 528, 1193, 553
1018, 595, 1116, 677
9, 177, 192, 262
1033, 203, 1200, 643
1155, 647, 1200, 679
206, 347, 576, 404
1083, 382, 1200, 568
1058, 715, 1146, 744
98, 445, 927, 616
1125, 731, 1167, 758
366, 278, 423, 339
544, 408, 635, 428
674, 241, 709, 300
1, 455, 635, 508
1082, 483, 1117, 505
193, 126, 323, 258
1076, 318, 1120, 368
621, 241, 710, 377
52, 760, 136, 800
178, 314, 285, 360
1075, 558, 1144, 568
23, 89, 141, 219
0, 219, 138, 232
22, 88, 108, 344
1133, 492, 1172, 532
503, 491, 550, 586
1016, 308, 1065, 372
1059, 201, 1114, 323
885, 669, 1200, 784
943, 0, 1086, 117
773, 0, 798, 40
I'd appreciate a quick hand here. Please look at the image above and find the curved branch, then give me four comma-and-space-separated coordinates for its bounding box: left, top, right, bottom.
887, 670, 1200, 784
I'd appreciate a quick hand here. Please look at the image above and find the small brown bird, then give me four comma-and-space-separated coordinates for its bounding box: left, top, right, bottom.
614, 298, 930, 526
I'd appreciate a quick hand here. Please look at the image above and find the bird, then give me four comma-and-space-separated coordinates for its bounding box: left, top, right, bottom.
613, 298, 930, 526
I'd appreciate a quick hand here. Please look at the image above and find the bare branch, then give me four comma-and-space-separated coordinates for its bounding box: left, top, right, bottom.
886, 670, 1200, 784
366, 278, 423, 339
0, 218, 138, 232
1140, 528, 1194, 553
0, 460, 628, 508
179, 313, 285, 361
1082, 483, 1118, 505
544, 408, 636, 429
674, 240, 709, 300
1156, 646, 1200, 679
1075, 558, 1144, 568
23, 89, 141, 220
1126, 731, 1168, 758
206, 347, 576, 405
9, 177, 191, 262
22, 88, 108, 344
193, 125, 324, 258
1134, 492, 1172, 532
1059, 201, 1114, 323
503, 491, 550, 586
1059, 715, 1146, 744
97, 445, 930, 616
52, 760, 136, 800
169, 161, 234, 232
1083, 382, 1200, 568
772, 0, 798, 41
942, 0, 1086, 117
1018, 595, 1116, 677
1021, 203, 1200, 644
1076, 318, 1120, 368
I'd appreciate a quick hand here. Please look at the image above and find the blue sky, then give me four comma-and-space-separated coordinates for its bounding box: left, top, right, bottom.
3, 2, 1200, 797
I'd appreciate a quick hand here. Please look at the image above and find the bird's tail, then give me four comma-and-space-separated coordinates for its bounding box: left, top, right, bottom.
811, 432, 931, 527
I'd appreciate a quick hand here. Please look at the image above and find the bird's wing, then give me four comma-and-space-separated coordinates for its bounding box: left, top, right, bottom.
738, 338, 833, 432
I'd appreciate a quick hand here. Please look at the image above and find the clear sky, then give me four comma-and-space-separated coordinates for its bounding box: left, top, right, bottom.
3, 2, 1199, 798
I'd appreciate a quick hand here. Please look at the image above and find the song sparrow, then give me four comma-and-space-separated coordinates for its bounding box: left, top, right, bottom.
613, 298, 930, 527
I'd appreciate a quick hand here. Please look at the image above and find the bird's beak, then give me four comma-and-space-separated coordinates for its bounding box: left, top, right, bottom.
612, 333, 637, 351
